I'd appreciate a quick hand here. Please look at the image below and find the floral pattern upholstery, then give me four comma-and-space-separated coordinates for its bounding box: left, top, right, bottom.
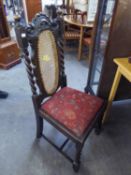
41, 87, 103, 138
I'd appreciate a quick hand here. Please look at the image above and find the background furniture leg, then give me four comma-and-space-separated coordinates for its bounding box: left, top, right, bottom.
102, 68, 121, 123
78, 26, 83, 60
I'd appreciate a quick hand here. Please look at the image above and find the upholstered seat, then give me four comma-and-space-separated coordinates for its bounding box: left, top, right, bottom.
41, 87, 103, 137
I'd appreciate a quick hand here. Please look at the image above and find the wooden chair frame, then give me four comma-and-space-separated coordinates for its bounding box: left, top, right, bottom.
17, 13, 106, 172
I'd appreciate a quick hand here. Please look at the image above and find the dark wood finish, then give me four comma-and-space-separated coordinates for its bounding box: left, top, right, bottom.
17, 13, 106, 172
0, 0, 10, 41
24, 0, 42, 21
0, 0, 20, 69
86, 0, 131, 100
0, 40, 20, 69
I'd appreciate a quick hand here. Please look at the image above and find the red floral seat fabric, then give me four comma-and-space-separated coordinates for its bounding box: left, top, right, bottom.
41, 87, 103, 138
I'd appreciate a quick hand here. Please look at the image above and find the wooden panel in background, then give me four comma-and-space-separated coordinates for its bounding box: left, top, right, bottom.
0, 0, 20, 69
24, 0, 42, 22
0, 41, 20, 69
0, 0, 10, 42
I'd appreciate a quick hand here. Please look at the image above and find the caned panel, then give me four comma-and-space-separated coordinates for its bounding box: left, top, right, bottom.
38, 30, 59, 94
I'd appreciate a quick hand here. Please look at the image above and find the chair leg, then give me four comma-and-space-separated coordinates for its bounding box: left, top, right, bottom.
73, 143, 83, 172
95, 115, 103, 135
35, 115, 43, 138
32, 97, 43, 138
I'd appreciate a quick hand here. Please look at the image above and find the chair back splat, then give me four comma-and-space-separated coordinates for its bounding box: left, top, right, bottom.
20, 13, 67, 100
16, 13, 106, 172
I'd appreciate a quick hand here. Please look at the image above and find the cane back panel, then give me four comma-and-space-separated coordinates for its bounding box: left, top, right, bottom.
20, 13, 66, 96
38, 30, 59, 94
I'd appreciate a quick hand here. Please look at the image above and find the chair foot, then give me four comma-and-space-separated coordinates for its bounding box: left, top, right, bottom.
73, 143, 83, 172
95, 127, 101, 135
73, 162, 80, 172
95, 114, 103, 135
36, 133, 42, 139
94, 121, 102, 135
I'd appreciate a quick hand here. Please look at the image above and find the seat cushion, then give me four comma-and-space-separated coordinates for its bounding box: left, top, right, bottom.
41, 87, 103, 137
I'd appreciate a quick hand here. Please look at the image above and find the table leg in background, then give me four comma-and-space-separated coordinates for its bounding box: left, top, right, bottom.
78, 26, 83, 60
102, 68, 122, 123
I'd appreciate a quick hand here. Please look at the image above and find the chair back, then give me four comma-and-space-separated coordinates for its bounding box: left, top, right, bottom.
19, 13, 66, 97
